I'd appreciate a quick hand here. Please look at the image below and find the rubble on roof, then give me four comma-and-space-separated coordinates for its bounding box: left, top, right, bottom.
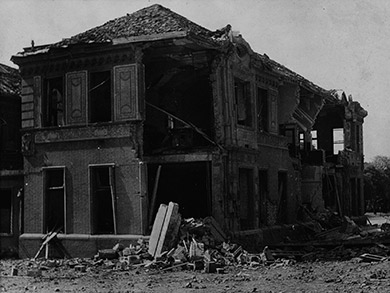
0, 63, 21, 96
11, 4, 333, 97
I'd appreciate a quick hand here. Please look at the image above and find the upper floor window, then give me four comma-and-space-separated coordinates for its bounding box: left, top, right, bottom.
333, 128, 344, 155
43, 77, 64, 127
257, 87, 268, 132
311, 130, 318, 149
89, 71, 111, 123
27, 64, 139, 130
235, 79, 252, 127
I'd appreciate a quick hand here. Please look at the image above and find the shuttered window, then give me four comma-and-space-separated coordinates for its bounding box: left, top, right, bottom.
114, 64, 139, 121
66, 71, 87, 125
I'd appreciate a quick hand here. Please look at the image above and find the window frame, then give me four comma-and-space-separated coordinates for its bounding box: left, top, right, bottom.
238, 167, 255, 230
333, 128, 344, 155
257, 87, 269, 132
234, 78, 253, 127
42, 76, 65, 127
42, 166, 67, 233
0, 188, 13, 236
88, 70, 113, 123
88, 163, 117, 235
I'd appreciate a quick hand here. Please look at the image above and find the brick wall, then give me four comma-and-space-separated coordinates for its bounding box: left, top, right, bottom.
23, 135, 144, 236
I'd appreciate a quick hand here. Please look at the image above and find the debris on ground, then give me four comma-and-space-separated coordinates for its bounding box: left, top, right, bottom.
5, 203, 390, 280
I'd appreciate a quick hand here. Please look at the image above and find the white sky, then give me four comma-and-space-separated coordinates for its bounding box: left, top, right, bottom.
1, 0, 388, 161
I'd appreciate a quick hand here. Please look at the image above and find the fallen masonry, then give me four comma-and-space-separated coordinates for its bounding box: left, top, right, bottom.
5, 203, 390, 277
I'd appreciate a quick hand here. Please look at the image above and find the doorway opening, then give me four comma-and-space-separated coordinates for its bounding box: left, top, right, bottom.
147, 162, 212, 225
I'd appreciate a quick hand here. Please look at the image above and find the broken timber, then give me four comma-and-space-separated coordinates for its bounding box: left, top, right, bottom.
148, 202, 181, 258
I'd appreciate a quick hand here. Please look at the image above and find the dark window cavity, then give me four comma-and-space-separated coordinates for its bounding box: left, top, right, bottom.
257, 87, 268, 131
235, 79, 252, 127
44, 168, 65, 233
43, 77, 64, 127
90, 71, 112, 123
90, 166, 116, 234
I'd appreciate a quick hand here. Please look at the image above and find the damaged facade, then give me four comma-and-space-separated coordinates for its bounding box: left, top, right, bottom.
0, 63, 23, 257
11, 4, 367, 257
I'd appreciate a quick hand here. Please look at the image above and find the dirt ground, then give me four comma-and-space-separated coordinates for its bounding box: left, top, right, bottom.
2, 256, 390, 293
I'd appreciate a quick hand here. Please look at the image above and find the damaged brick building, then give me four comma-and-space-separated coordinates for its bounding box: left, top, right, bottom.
0, 63, 23, 256
11, 4, 367, 257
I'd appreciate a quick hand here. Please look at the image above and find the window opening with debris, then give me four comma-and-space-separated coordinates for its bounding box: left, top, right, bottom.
333, 128, 344, 155
90, 165, 116, 234
239, 168, 254, 229
43, 77, 64, 127
143, 63, 214, 153
235, 79, 252, 127
147, 162, 211, 223
44, 168, 66, 233
0, 188, 12, 234
89, 71, 111, 123
257, 87, 268, 131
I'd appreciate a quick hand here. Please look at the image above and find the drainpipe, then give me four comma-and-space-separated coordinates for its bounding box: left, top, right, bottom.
138, 160, 145, 234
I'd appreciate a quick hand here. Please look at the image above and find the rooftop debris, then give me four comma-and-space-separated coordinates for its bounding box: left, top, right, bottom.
0, 63, 20, 96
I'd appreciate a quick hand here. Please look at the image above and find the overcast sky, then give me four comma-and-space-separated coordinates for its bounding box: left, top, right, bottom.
0, 0, 388, 161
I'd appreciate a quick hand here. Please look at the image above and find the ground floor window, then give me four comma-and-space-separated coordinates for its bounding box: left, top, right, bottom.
90, 164, 116, 234
239, 168, 254, 230
0, 188, 12, 234
44, 168, 66, 233
277, 171, 287, 223
258, 169, 268, 226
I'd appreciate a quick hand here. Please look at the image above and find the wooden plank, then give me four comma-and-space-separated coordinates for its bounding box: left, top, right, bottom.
148, 165, 162, 225
156, 202, 181, 257
148, 204, 168, 257
33, 232, 58, 259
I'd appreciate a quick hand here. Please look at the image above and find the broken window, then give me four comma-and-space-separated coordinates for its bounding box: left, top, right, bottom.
257, 87, 268, 131
333, 128, 344, 155
235, 79, 252, 127
311, 130, 318, 149
0, 189, 12, 234
43, 77, 64, 127
44, 168, 66, 233
89, 71, 112, 123
239, 168, 254, 229
90, 165, 116, 234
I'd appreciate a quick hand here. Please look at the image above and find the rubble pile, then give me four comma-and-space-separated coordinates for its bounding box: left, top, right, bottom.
6, 203, 390, 278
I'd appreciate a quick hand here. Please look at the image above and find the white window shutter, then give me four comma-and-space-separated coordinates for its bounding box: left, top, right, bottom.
66, 71, 87, 125
114, 64, 139, 121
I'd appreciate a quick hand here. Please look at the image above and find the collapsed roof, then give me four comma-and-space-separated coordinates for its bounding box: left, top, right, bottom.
12, 4, 336, 99
0, 63, 21, 96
